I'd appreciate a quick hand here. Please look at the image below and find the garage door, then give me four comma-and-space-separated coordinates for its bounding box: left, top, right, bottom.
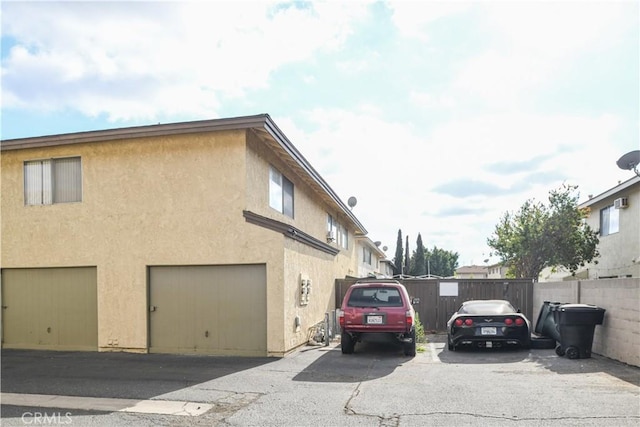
149, 264, 267, 356
1, 267, 98, 351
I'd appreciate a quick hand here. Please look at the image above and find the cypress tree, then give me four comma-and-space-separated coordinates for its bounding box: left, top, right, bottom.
393, 229, 403, 275
413, 233, 426, 276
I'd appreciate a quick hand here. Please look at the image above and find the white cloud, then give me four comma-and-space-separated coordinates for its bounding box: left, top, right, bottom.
484, 1, 634, 57
279, 106, 631, 265
449, 1, 637, 109
410, 90, 457, 109
1, 1, 370, 120
389, 1, 471, 41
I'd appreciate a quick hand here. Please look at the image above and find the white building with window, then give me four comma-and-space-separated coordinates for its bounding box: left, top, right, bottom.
355, 236, 390, 278
577, 175, 640, 279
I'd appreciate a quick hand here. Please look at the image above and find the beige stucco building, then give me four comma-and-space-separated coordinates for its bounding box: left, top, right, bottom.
0, 114, 384, 357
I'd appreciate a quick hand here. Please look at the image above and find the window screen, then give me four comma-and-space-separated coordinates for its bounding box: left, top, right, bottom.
24, 157, 82, 205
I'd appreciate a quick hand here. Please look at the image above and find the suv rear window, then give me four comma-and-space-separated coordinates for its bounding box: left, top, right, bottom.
347, 287, 403, 307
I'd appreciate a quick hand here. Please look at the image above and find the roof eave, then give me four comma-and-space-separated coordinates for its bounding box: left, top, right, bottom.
579, 175, 640, 208
1, 113, 367, 234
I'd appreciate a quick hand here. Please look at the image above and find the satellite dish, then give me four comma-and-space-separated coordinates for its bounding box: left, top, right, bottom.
383, 246, 388, 251
616, 150, 640, 176
347, 196, 357, 209
374, 241, 381, 247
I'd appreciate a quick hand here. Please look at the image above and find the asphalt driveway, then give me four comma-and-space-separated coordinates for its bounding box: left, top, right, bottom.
2, 334, 639, 426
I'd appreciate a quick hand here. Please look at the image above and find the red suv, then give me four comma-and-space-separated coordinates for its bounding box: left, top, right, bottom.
339, 280, 418, 356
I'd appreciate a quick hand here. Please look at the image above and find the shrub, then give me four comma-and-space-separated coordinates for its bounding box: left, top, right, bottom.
414, 311, 425, 343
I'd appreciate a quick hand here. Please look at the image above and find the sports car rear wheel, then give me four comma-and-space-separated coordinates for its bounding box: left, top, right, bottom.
447, 338, 455, 351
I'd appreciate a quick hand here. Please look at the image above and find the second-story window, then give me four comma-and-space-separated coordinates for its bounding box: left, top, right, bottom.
327, 214, 336, 238
600, 205, 619, 236
338, 224, 348, 249
24, 157, 82, 205
269, 166, 294, 218
328, 215, 349, 249
363, 247, 372, 265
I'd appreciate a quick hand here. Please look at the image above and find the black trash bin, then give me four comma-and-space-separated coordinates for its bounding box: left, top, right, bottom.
553, 304, 606, 359
534, 301, 563, 342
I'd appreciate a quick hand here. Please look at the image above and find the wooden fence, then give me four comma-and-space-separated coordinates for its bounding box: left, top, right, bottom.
335, 278, 534, 332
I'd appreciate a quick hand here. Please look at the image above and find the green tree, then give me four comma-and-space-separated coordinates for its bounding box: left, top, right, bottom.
425, 246, 459, 277
487, 184, 599, 281
393, 229, 403, 275
404, 235, 410, 275
410, 233, 427, 276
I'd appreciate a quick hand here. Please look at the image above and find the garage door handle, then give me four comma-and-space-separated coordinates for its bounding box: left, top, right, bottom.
149, 306, 157, 312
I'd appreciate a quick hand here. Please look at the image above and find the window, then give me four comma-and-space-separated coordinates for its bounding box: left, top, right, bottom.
269, 166, 294, 218
347, 287, 402, 307
327, 214, 336, 237
24, 157, 82, 205
600, 205, 619, 236
363, 247, 372, 265
337, 224, 348, 249
328, 215, 348, 249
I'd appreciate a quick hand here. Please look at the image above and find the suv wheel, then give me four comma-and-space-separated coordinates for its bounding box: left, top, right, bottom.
341, 332, 355, 354
403, 330, 416, 357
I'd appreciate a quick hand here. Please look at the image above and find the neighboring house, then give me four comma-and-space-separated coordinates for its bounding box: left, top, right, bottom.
455, 265, 489, 279
379, 259, 395, 278
487, 263, 508, 279
575, 175, 640, 279
0, 114, 372, 357
355, 236, 389, 278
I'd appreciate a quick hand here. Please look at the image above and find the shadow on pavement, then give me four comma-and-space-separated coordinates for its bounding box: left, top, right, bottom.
427, 333, 640, 387
429, 333, 530, 364
1, 349, 276, 399
293, 340, 411, 383
531, 351, 640, 387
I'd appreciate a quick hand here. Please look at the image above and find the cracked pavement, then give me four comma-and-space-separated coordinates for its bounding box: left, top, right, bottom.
2, 335, 639, 426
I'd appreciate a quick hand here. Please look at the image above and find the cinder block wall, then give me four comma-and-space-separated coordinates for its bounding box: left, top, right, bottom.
533, 278, 640, 367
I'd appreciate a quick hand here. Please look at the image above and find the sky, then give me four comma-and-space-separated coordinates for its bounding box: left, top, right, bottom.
2, 1, 639, 267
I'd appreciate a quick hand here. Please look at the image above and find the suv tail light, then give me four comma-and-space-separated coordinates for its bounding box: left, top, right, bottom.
406, 310, 413, 327
338, 310, 345, 328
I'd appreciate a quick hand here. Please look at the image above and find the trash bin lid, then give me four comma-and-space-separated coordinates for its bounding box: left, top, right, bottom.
559, 303, 604, 312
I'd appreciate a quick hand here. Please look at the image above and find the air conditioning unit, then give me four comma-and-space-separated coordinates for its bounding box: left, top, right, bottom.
614, 197, 629, 209
326, 230, 336, 242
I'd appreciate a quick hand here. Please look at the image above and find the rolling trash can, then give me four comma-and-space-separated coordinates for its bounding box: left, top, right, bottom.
553, 304, 606, 359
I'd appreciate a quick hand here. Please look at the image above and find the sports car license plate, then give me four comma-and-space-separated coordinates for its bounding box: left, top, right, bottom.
366, 315, 383, 324
481, 327, 497, 335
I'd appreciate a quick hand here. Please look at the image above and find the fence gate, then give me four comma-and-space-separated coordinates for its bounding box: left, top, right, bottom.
335, 278, 533, 333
